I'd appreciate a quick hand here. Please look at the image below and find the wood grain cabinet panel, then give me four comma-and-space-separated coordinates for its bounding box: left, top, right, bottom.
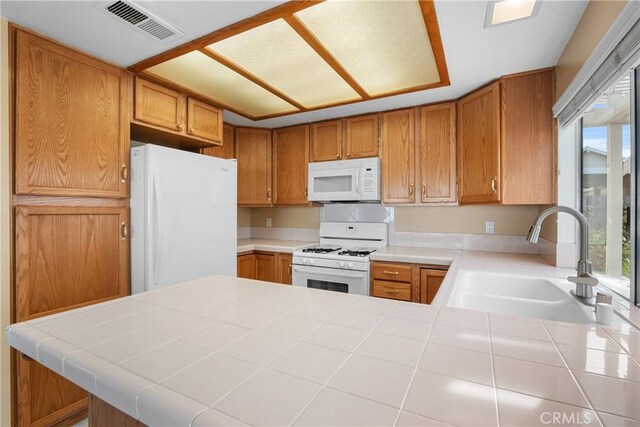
274, 253, 293, 285
15, 205, 129, 427
381, 109, 415, 203
202, 124, 235, 159
187, 97, 223, 143
501, 69, 555, 205
237, 254, 256, 279
255, 253, 275, 282
457, 82, 501, 204
273, 125, 310, 205
420, 269, 447, 305
372, 280, 412, 301
236, 128, 272, 206
345, 114, 379, 159
419, 103, 457, 203
311, 120, 342, 161
134, 77, 185, 131
15, 30, 129, 198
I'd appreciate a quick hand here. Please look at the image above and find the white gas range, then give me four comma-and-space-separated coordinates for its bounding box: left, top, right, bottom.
292, 222, 388, 296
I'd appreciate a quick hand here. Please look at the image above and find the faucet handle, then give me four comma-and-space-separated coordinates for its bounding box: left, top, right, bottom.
568, 275, 599, 287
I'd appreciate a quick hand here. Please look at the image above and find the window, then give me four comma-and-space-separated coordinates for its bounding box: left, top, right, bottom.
581, 72, 633, 299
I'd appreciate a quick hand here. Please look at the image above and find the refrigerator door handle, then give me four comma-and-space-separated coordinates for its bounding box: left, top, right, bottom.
152, 174, 162, 285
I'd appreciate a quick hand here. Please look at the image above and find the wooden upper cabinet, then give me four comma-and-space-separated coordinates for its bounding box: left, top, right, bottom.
381, 109, 415, 204
311, 120, 342, 162
345, 114, 379, 159
134, 77, 185, 131
457, 82, 501, 204
419, 103, 457, 203
273, 125, 310, 205
501, 69, 555, 205
202, 124, 235, 159
236, 128, 272, 205
15, 30, 129, 198
187, 97, 223, 143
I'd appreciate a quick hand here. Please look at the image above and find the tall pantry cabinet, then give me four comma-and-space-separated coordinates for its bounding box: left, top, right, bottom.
11, 27, 131, 426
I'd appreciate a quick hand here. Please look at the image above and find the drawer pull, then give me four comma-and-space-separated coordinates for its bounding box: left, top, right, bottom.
120, 164, 128, 183
120, 222, 128, 240
383, 270, 399, 275
384, 288, 400, 294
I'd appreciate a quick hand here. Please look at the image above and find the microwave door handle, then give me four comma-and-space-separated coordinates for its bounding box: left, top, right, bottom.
293, 266, 365, 279
355, 172, 360, 194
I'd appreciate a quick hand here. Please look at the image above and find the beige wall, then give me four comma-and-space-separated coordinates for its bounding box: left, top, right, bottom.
251, 207, 321, 228
556, 0, 627, 100
1, 17, 11, 427
238, 207, 251, 227
394, 206, 540, 235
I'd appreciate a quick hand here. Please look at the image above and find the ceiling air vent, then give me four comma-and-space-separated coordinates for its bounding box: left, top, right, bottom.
97, 0, 183, 42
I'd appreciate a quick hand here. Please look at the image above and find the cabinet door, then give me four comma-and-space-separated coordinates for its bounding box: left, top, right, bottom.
420, 269, 446, 305
419, 103, 457, 203
15, 205, 129, 426
255, 254, 275, 282
345, 114, 379, 159
202, 124, 235, 159
237, 254, 256, 279
311, 120, 342, 161
236, 128, 272, 205
501, 69, 555, 205
274, 253, 293, 285
273, 125, 310, 205
15, 30, 129, 198
381, 109, 415, 203
134, 77, 185, 132
187, 98, 223, 143
457, 82, 501, 204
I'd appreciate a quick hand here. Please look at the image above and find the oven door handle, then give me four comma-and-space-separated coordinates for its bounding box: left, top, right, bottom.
293, 266, 366, 279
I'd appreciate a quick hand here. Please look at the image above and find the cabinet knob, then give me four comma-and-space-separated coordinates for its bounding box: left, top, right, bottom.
336, 154, 340, 158
409, 184, 414, 197
120, 164, 128, 183
189, 128, 195, 134
120, 222, 128, 240
177, 123, 184, 130
422, 183, 426, 197
346, 153, 351, 157
267, 188, 272, 200
288, 264, 292, 278
491, 176, 498, 194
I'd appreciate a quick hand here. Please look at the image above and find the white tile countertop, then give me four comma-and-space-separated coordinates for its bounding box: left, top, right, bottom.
7, 273, 640, 427
237, 239, 317, 254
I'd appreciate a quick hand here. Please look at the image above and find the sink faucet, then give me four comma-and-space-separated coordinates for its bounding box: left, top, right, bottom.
527, 206, 598, 305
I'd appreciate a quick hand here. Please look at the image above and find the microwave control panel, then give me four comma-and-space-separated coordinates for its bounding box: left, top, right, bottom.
360, 157, 380, 200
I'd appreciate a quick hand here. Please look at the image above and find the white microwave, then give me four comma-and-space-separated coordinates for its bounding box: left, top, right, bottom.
308, 157, 380, 202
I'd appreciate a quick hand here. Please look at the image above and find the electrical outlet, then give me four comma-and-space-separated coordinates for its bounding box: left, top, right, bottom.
485, 221, 495, 234
266, 218, 272, 228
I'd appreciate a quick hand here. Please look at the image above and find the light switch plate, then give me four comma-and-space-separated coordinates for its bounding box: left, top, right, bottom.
485, 221, 495, 234
266, 218, 272, 228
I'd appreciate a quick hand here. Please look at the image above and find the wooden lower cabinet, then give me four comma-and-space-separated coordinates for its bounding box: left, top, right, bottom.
370, 261, 447, 304
420, 269, 447, 305
236, 252, 292, 285
15, 205, 130, 427
89, 394, 144, 427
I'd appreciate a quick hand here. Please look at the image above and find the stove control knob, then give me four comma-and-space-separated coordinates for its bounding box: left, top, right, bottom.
347, 262, 355, 269
338, 261, 346, 268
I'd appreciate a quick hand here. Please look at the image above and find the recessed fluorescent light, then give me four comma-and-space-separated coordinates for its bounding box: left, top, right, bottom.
485, 0, 541, 28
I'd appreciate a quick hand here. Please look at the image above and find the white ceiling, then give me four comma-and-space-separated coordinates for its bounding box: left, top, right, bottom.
1, 0, 587, 128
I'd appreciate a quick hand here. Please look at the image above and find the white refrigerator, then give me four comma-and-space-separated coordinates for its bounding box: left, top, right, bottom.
130, 144, 237, 294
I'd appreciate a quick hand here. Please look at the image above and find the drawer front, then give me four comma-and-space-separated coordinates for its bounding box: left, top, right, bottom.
372, 280, 412, 301
372, 262, 412, 282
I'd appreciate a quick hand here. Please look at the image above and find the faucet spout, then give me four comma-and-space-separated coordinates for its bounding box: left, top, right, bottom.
527, 206, 597, 305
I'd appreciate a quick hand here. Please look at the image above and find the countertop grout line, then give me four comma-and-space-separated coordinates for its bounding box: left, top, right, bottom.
288, 301, 400, 427
487, 312, 501, 427
392, 308, 439, 427
540, 321, 605, 427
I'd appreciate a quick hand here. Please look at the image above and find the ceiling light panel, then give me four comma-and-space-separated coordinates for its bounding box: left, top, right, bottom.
147, 51, 298, 117
208, 19, 361, 108
488, 0, 540, 27
295, 1, 440, 96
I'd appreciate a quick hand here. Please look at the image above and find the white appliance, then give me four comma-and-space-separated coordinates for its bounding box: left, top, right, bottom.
292, 222, 388, 295
308, 157, 380, 202
130, 144, 237, 294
